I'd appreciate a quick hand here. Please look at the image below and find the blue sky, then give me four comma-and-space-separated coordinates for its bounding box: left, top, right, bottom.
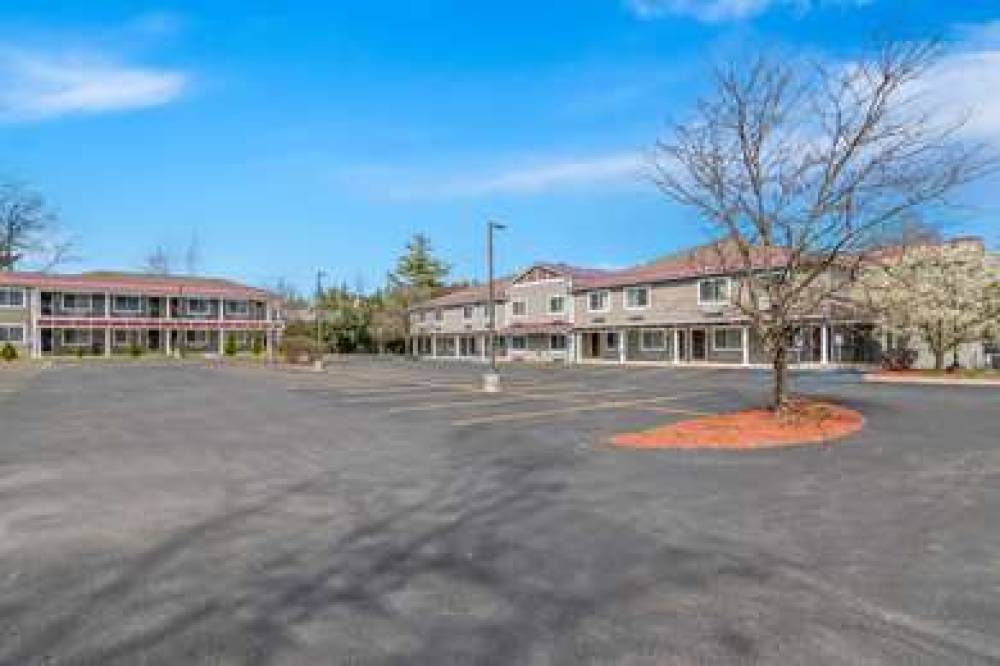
1, 1, 998, 292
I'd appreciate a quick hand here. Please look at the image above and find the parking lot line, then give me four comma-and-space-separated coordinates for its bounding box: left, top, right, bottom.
450, 392, 708, 426
349, 384, 646, 408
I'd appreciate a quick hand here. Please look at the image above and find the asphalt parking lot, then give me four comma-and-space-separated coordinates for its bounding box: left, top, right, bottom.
0, 358, 998, 664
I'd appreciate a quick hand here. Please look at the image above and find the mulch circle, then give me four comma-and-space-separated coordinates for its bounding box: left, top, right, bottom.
611, 398, 864, 450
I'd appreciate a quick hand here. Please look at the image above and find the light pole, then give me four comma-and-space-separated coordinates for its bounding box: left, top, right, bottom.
484, 220, 505, 392
315, 269, 327, 369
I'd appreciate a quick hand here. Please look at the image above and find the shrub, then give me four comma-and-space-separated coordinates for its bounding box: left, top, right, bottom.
252, 335, 264, 357
1, 342, 17, 362
279, 335, 323, 364
224, 334, 238, 357
129, 341, 143, 358
881, 347, 917, 371
75, 346, 85, 359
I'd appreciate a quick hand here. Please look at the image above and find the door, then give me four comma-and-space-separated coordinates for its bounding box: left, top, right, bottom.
676, 330, 687, 361
691, 329, 707, 361
148, 330, 160, 351
589, 332, 600, 358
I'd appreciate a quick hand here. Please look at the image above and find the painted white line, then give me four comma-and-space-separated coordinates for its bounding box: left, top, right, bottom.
361, 385, 644, 408
451, 392, 708, 427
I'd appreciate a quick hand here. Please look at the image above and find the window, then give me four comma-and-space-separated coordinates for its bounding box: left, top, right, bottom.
511, 335, 526, 350
713, 327, 743, 351
0, 288, 25, 308
62, 329, 92, 346
62, 293, 92, 311
418, 311, 426, 322
606, 331, 619, 350
463, 304, 475, 320
641, 329, 666, 350
550, 334, 567, 350
186, 330, 210, 346
625, 287, 650, 309
0, 325, 24, 342
548, 295, 565, 314
434, 309, 443, 322
511, 300, 527, 316
587, 291, 610, 312
698, 278, 730, 304
187, 298, 211, 315
113, 295, 142, 313
226, 300, 249, 315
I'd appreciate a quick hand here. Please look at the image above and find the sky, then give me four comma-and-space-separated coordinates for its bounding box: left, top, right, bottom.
0, 1, 999, 293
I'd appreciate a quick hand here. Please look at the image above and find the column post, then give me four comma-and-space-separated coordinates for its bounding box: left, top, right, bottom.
218, 328, 225, 355
820, 324, 829, 365
30, 287, 41, 358
454, 334, 460, 358
618, 329, 627, 365
104, 327, 111, 357
431, 335, 437, 358
742, 325, 750, 366
673, 329, 680, 364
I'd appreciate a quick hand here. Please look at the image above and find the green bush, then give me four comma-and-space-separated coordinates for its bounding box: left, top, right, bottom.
129, 341, 144, 358
1, 342, 17, 362
75, 346, 85, 359
224, 334, 238, 357
279, 335, 323, 364
252, 335, 264, 357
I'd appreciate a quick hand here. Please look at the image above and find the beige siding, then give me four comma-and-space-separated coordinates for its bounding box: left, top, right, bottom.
506, 279, 571, 325
412, 301, 506, 336
575, 278, 744, 328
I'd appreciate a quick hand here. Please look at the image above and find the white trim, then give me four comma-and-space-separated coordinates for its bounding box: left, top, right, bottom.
61, 293, 93, 312
605, 330, 619, 351
697, 277, 731, 306
741, 325, 750, 366
639, 328, 666, 351
0, 287, 26, 308
0, 323, 25, 343
586, 290, 610, 313
624, 285, 651, 311
186, 298, 212, 315
712, 326, 743, 352
510, 299, 527, 317
548, 294, 566, 315
225, 299, 249, 316
462, 304, 475, 321
549, 333, 567, 350
185, 329, 211, 347
511, 335, 527, 350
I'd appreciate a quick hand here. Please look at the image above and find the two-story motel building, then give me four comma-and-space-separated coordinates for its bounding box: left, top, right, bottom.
0, 271, 283, 358
410, 247, 883, 369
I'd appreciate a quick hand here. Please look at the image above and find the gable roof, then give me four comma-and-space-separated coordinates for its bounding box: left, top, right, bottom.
0, 271, 275, 300
413, 280, 510, 309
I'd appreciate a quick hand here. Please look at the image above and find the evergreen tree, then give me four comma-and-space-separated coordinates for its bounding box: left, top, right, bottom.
391, 233, 449, 290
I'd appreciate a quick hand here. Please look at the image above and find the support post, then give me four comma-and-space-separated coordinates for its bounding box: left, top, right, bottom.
742, 325, 750, 366
454, 334, 460, 358
820, 325, 829, 365
218, 328, 225, 355
673, 329, 680, 364
618, 329, 626, 365
105, 327, 111, 357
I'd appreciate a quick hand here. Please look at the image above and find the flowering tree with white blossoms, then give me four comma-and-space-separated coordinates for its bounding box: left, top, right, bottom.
861, 241, 1000, 370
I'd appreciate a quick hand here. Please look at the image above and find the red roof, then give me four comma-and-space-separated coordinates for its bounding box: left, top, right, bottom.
0, 271, 275, 300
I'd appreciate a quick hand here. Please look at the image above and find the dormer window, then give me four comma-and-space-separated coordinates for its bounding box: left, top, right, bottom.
698, 278, 730, 305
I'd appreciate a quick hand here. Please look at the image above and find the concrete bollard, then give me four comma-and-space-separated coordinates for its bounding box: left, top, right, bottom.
483, 371, 500, 393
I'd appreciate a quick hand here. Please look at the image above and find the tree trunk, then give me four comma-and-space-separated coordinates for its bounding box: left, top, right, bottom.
772, 344, 788, 411
933, 347, 944, 370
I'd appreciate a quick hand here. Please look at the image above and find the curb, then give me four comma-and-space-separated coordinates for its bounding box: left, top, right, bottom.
863, 374, 1000, 387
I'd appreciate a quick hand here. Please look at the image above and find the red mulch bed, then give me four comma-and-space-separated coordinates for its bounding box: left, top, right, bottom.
611, 398, 864, 450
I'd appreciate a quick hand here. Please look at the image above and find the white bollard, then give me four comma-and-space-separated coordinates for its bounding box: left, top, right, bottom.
483, 371, 500, 393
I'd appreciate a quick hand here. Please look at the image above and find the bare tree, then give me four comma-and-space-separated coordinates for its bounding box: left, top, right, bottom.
0, 181, 71, 272
651, 40, 993, 409
143, 245, 172, 275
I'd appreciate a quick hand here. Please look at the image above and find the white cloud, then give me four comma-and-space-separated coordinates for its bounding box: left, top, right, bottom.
917, 50, 1000, 142
0, 49, 187, 121
626, 0, 871, 22
374, 152, 646, 199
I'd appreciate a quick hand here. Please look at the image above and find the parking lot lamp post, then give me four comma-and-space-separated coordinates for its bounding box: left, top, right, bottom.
484, 220, 506, 392
315, 269, 327, 370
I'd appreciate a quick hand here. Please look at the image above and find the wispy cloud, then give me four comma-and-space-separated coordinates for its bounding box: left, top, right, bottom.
917, 50, 1000, 143
355, 152, 646, 199
0, 49, 188, 122
625, 0, 872, 22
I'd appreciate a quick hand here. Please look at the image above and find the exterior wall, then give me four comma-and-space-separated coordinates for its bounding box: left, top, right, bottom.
411, 301, 506, 338
506, 279, 572, 326
0, 286, 31, 355
507, 333, 569, 363
575, 277, 745, 329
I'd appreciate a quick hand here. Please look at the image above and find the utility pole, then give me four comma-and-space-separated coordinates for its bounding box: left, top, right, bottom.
315, 269, 327, 350
484, 220, 506, 392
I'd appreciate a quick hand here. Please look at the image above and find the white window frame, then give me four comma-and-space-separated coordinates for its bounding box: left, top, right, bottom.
113, 329, 132, 346
511, 335, 527, 350
511, 300, 527, 317
434, 309, 443, 322
587, 290, 610, 313
640, 329, 666, 351
548, 295, 566, 315
712, 327, 743, 352
61, 328, 92, 347
624, 286, 651, 311
0, 288, 25, 308
462, 304, 475, 320
112, 295, 142, 314
697, 277, 731, 305
186, 298, 212, 315
0, 324, 25, 343
550, 334, 567, 350
605, 331, 619, 351
62, 293, 93, 312
225, 300, 249, 316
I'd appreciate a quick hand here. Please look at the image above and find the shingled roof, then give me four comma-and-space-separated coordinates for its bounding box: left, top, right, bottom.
0, 271, 275, 300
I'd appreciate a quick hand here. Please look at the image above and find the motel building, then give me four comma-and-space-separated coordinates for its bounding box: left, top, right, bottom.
409, 249, 884, 369
0, 272, 283, 358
